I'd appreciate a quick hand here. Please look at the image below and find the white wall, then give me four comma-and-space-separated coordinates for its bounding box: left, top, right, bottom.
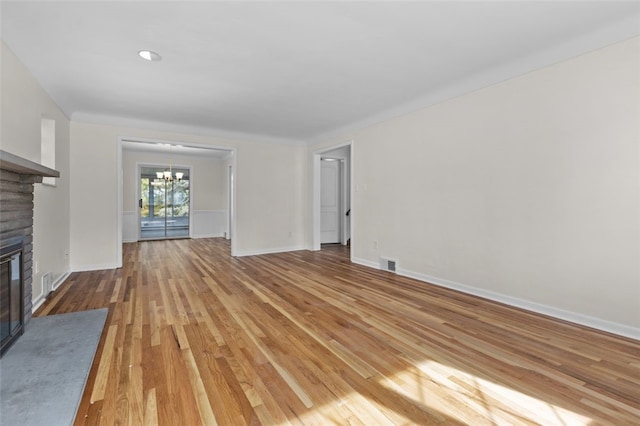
310, 37, 640, 337
0, 41, 71, 307
70, 122, 307, 269
232, 140, 306, 255
122, 149, 228, 240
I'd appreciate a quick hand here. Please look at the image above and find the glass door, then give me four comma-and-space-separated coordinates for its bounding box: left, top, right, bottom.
139, 166, 190, 240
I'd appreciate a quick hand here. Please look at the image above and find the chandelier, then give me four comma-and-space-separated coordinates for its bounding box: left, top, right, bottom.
154, 145, 183, 183
155, 170, 183, 182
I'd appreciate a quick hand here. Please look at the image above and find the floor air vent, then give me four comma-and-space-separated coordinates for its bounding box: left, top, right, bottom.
380, 258, 397, 273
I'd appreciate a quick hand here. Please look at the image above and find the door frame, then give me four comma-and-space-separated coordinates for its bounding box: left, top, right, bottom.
136, 162, 193, 241
311, 140, 353, 252
117, 137, 238, 267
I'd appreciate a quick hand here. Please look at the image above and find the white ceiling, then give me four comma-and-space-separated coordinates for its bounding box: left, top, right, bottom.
2, 1, 639, 144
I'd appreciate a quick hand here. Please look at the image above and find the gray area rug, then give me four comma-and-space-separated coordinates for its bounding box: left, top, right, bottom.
0, 309, 108, 426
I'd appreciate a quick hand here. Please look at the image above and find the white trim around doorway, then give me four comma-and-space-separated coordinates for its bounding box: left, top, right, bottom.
117, 136, 238, 267
311, 140, 354, 254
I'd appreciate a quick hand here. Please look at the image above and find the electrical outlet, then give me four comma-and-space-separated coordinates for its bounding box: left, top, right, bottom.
373, 240, 378, 249
34, 261, 39, 274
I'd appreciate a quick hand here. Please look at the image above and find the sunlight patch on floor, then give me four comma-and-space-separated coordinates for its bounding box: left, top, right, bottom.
375, 360, 593, 425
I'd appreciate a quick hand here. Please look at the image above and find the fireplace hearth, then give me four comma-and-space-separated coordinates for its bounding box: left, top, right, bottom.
0, 150, 59, 356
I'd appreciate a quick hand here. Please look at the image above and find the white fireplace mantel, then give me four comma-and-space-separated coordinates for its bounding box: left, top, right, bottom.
0, 149, 59, 178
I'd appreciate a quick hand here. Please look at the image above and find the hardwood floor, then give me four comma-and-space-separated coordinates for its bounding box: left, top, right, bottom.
36, 238, 640, 425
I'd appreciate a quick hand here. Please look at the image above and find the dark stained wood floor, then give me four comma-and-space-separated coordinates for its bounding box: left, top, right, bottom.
36, 238, 640, 425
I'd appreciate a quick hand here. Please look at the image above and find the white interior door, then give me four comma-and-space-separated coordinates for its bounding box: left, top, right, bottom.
321, 159, 340, 244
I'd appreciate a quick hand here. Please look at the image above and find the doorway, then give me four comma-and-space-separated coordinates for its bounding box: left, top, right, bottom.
139, 165, 190, 240
118, 137, 239, 266
312, 142, 352, 252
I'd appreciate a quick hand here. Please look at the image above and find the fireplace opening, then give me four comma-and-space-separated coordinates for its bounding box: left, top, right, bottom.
1, 237, 24, 356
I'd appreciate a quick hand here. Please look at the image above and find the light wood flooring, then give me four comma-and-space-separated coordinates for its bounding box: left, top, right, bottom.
36, 238, 640, 425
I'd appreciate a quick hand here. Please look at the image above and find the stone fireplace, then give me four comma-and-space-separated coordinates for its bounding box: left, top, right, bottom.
0, 150, 59, 355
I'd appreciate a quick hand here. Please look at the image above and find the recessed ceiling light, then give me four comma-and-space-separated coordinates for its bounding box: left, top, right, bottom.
138, 50, 161, 61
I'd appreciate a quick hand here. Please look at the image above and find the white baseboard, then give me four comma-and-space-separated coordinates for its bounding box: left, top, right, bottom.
52, 271, 71, 291
351, 256, 380, 269
32, 270, 71, 313
125, 234, 224, 241
351, 258, 640, 340
71, 263, 120, 272
398, 268, 640, 340
192, 233, 225, 239
32, 295, 46, 314
234, 245, 307, 257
